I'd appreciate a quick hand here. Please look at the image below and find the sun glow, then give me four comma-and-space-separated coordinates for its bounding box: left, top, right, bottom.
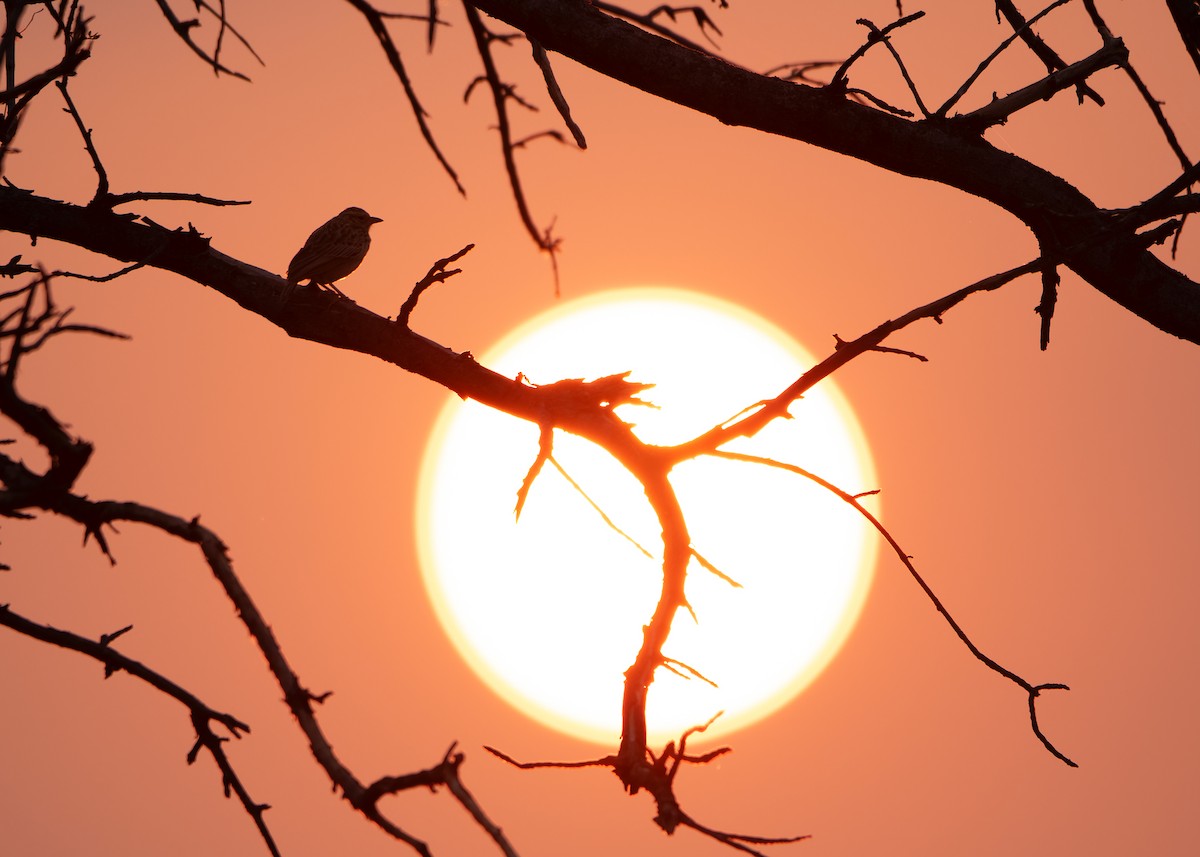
416, 288, 878, 745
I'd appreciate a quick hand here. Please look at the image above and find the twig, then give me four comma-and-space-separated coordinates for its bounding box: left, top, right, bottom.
106, 191, 251, 207
1035, 256, 1060, 350
829, 11, 925, 91
854, 17, 930, 117
529, 38, 587, 148
150, 0, 251, 80
548, 454, 655, 558
55, 80, 108, 205
688, 547, 742, 588
0, 604, 280, 856
463, 3, 562, 292
515, 423, 553, 521
397, 243, 473, 326
994, 0, 1102, 105
707, 450, 1077, 767
939, 0, 1078, 117
671, 259, 1042, 459
960, 37, 1126, 130
593, 2, 726, 57
344, 0, 466, 195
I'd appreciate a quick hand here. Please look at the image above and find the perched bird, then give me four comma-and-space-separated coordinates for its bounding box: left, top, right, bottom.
285, 207, 382, 299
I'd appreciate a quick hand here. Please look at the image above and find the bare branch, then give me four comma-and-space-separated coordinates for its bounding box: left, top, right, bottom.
515, 423, 553, 520
529, 38, 587, 148
397, 243, 474, 326
1035, 256, 1060, 350
56, 79, 108, 203
853, 16, 931, 117
993, 0, 1102, 105
959, 37, 1126, 130
463, 3, 561, 290
344, 0, 467, 195
548, 455, 655, 558
672, 260, 1043, 459
1166, 0, 1200, 80
829, 11, 925, 91
593, 1, 725, 56
939, 0, 1078, 117
0, 604, 280, 855
707, 450, 1077, 767
150, 0, 252, 80
688, 547, 742, 588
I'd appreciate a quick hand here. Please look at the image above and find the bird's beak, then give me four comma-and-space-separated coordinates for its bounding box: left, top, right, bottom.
370, 216, 383, 224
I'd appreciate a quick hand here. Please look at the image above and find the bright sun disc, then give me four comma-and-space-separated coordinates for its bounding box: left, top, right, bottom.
416, 288, 878, 745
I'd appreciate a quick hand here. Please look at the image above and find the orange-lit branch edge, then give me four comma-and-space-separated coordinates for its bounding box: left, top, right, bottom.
0, 189, 1075, 855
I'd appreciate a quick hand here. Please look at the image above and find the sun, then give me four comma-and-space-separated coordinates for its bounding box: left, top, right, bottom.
416, 287, 878, 745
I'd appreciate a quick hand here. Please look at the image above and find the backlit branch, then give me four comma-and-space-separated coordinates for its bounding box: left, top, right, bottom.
0, 277, 519, 857
463, 2, 562, 290
993, 0, 1103, 105
670, 259, 1043, 459
56, 79, 251, 210
1079, 0, 1192, 175
938, 0, 1079, 117
1166, 0, 1200, 80
706, 450, 1076, 767
344, 0, 466, 195
468, 0, 1200, 342
150, 0, 257, 80
10, 1, 1197, 850
485, 724, 808, 857
0, 604, 281, 856
959, 36, 1126, 131
852, 16, 931, 117
0, 0, 93, 170
397, 243, 475, 326
593, 2, 726, 55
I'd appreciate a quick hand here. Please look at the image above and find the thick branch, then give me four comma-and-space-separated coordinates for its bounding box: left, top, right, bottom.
0, 186, 651, 470
467, 0, 1200, 343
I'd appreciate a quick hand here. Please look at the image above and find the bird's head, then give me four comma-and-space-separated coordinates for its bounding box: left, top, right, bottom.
339, 207, 383, 228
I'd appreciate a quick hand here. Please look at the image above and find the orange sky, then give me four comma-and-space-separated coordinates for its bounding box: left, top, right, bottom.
3, 2, 1199, 856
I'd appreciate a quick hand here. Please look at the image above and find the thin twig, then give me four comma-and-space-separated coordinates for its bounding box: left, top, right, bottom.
463, 2, 561, 292
707, 450, 1077, 767
593, 1, 726, 57
671, 259, 1042, 460
960, 37, 1126, 130
829, 11, 925, 91
344, 0, 466, 195
55, 80, 108, 204
150, 0, 251, 80
548, 454, 655, 558
397, 243, 474, 326
993, 0, 1102, 105
529, 38, 587, 148
0, 604, 281, 856
939, 0, 1078, 117
855, 17, 931, 117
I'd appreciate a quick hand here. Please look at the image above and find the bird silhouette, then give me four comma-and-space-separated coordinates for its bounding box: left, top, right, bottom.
285, 207, 382, 299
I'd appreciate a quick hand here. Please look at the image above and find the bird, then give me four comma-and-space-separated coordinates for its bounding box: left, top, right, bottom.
285, 207, 382, 300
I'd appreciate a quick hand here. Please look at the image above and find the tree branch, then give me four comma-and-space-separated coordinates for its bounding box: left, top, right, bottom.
465, 0, 1200, 344
0, 604, 282, 856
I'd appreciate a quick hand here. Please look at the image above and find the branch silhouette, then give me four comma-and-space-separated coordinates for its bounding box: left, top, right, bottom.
3, 2, 1194, 853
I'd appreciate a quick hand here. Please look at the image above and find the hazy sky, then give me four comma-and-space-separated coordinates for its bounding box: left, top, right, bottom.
3, 2, 1198, 856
